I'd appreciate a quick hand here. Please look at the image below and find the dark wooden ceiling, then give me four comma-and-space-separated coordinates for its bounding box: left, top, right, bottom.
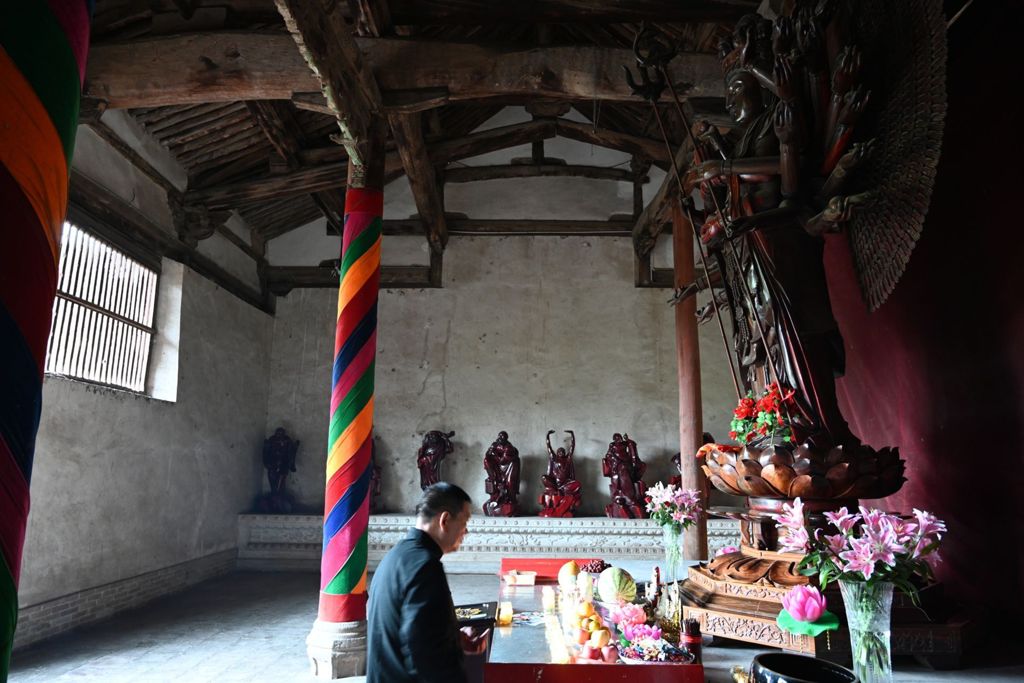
84, 0, 753, 242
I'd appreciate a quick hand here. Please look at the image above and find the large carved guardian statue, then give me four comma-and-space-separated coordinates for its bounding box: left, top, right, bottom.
417, 430, 454, 490
602, 433, 648, 519
483, 431, 521, 517
539, 430, 582, 518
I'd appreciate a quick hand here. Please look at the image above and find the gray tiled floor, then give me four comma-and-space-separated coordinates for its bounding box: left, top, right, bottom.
9, 572, 1023, 682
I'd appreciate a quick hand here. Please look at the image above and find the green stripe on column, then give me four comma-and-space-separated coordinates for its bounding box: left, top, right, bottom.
0, 0, 82, 161
339, 218, 382, 276
0, 553, 17, 678
328, 368, 375, 444
323, 534, 368, 594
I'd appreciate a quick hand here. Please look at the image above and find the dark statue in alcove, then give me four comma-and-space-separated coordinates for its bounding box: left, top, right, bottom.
417, 430, 454, 490
539, 430, 582, 517
370, 440, 382, 512
483, 431, 521, 517
602, 433, 647, 518
257, 427, 299, 514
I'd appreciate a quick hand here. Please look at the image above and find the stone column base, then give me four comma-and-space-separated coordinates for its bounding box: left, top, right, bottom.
306, 618, 367, 679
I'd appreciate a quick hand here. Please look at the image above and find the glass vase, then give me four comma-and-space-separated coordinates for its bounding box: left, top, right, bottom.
661, 524, 682, 584
839, 579, 894, 683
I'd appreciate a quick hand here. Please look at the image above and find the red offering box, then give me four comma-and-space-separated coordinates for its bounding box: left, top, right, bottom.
498, 558, 598, 581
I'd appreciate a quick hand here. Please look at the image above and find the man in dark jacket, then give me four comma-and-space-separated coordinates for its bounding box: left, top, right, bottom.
367, 482, 486, 683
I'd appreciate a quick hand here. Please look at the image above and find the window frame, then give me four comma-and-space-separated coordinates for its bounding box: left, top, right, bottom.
44, 220, 160, 394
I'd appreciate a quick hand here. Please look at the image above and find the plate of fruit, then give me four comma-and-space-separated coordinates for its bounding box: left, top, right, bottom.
618, 639, 695, 664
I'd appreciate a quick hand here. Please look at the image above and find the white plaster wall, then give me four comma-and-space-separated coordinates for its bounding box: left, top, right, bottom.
268, 219, 430, 267
265, 236, 735, 516
98, 110, 188, 192
71, 124, 262, 289
71, 126, 176, 234
19, 268, 273, 606
196, 231, 261, 291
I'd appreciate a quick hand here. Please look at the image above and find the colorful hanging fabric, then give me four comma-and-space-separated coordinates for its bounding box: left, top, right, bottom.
0, 1, 92, 677
318, 188, 382, 623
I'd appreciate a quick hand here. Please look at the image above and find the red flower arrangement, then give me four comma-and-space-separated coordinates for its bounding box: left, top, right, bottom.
728, 382, 797, 445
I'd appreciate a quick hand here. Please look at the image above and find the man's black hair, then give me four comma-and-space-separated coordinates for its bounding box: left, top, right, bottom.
415, 482, 471, 520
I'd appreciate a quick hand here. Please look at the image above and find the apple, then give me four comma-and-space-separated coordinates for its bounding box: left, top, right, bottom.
576, 628, 590, 645
580, 644, 596, 660
601, 645, 618, 663
576, 602, 595, 619
589, 629, 611, 648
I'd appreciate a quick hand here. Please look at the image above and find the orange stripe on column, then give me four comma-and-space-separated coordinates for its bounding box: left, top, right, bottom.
0, 48, 68, 266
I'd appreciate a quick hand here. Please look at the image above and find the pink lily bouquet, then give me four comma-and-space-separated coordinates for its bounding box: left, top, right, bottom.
644, 482, 702, 533
776, 497, 947, 600
775, 499, 947, 681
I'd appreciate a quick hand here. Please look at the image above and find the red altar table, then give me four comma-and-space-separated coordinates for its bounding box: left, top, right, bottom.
481, 558, 705, 683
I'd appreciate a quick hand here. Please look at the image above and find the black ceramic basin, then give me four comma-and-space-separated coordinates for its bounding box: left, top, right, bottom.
749, 652, 858, 683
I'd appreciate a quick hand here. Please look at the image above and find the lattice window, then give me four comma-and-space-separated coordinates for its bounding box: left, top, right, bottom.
44, 222, 158, 392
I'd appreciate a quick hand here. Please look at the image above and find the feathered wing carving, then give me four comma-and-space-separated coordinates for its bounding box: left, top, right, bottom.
848, 0, 947, 311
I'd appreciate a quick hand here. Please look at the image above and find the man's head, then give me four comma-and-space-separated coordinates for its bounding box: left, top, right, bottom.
497, 431, 508, 442
415, 482, 472, 554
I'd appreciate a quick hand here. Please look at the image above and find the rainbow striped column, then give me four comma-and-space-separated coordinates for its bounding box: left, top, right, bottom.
1, 1, 92, 676
317, 187, 382, 624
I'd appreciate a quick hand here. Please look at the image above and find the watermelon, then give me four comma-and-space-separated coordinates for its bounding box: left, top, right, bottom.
597, 567, 636, 604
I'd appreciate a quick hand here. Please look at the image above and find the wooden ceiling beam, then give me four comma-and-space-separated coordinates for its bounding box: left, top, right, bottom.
274, 0, 383, 165
266, 264, 437, 294
245, 100, 347, 233
555, 119, 670, 165
85, 34, 723, 109
445, 164, 642, 183
380, 218, 633, 236
385, 0, 757, 24
632, 136, 694, 257
186, 119, 554, 209
388, 112, 448, 252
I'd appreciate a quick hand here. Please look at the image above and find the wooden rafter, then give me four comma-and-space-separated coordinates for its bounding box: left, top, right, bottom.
555, 119, 670, 165
379, 218, 633, 236
445, 164, 643, 183
185, 119, 555, 210
244, 100, 346, 232
385, 0, 757, 24
388, 112, 448, 252
632, 136, 694, 257
85, 34, 723, 109
274, 0, 383, 165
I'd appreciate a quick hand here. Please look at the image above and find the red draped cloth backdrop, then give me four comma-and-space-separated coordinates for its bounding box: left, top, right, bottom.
823, 0, 1024, 620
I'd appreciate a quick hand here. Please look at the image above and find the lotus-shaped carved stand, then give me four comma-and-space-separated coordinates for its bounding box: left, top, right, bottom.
699, 438, 906, 503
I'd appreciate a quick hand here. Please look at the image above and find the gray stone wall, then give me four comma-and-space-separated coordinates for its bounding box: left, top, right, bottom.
265, 235, 737, 516
19, 268, 273, 607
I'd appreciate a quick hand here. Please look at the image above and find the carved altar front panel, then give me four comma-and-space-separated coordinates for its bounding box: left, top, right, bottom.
237, 514, 740, 571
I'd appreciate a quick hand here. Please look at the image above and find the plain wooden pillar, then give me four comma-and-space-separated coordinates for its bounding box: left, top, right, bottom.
672, 198, 709, 560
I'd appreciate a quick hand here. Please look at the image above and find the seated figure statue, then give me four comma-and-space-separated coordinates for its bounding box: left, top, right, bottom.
483, 431, 521, 517
539, 430, 582, 518
417, 430, 454, 490
602, 433, 648, 518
